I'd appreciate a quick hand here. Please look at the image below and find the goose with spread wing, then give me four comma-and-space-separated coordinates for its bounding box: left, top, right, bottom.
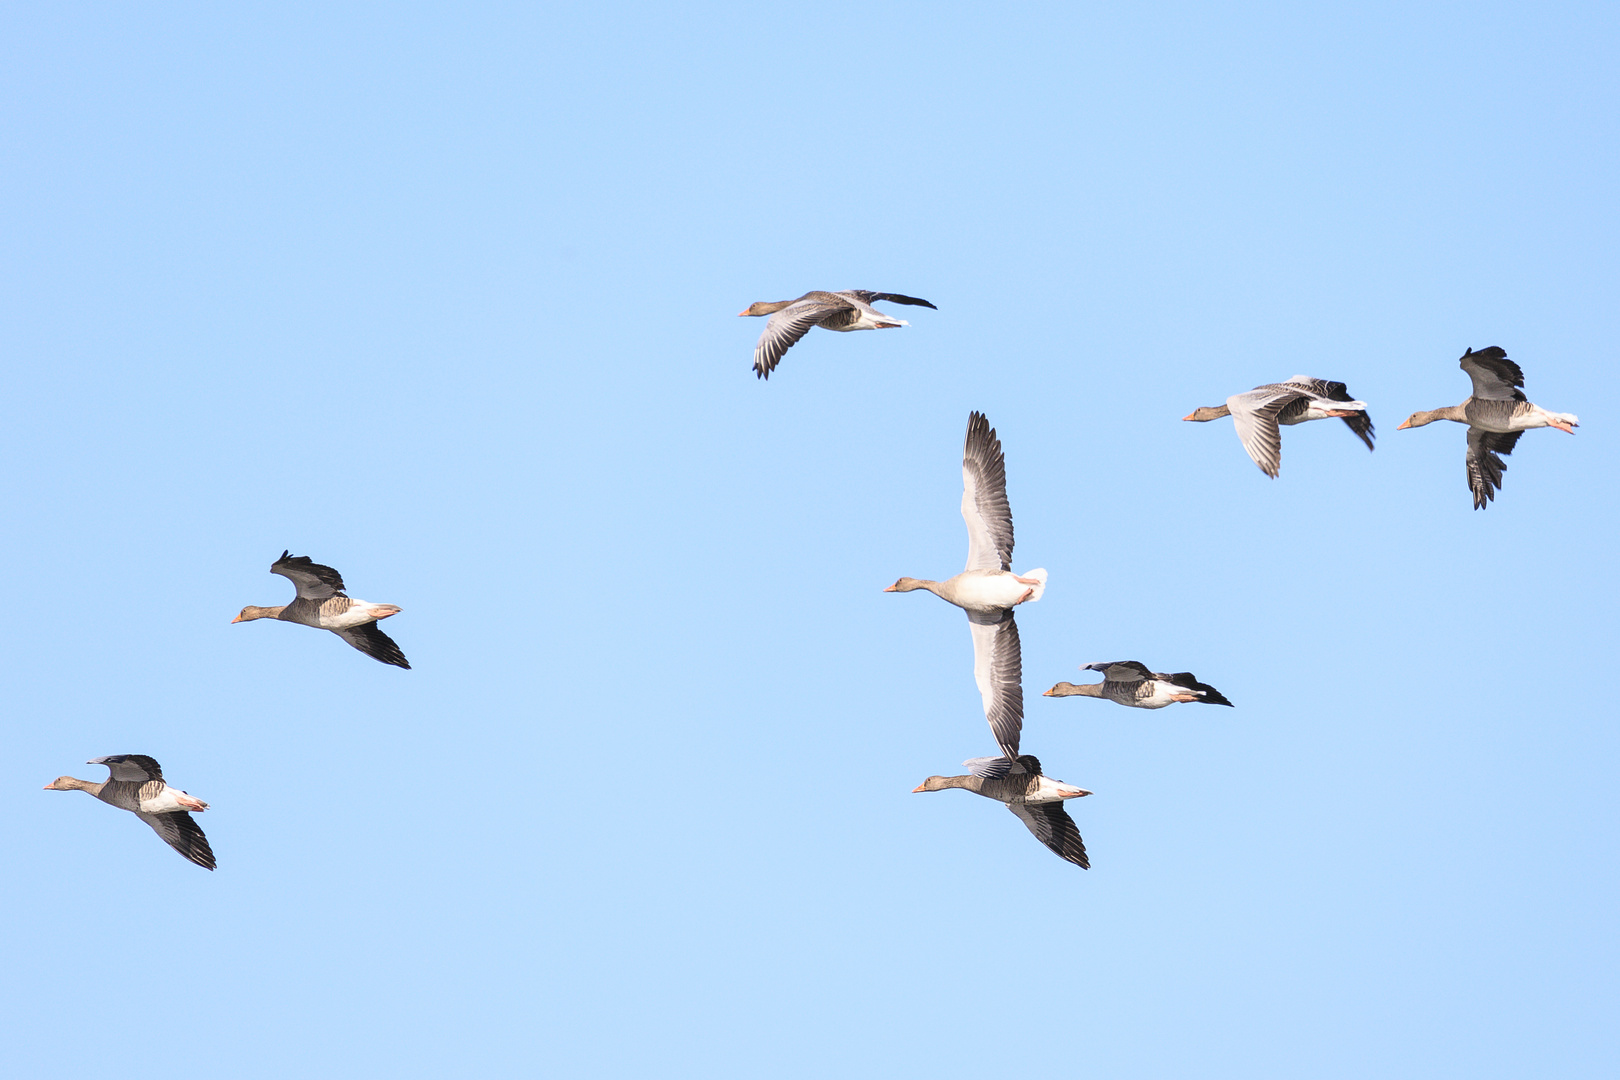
45, 755, 215, 869
1044, 661, 1233, 709
1183, 376, 1374, 477
233, 551, 410, 668
738, 289, 936, 379
913, 754, 1091, 868
885, 412, 1047, 760
1397, 346, 1578, 509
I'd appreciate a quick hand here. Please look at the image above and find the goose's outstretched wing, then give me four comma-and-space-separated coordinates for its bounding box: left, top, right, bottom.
1163, 671, 1234, 706
1007, 802, 1089, 869
842, 290, 937, 310
138, 811, 216, 870
271, 552, 348, 601
968, 612, 1022, 761
1459, 346, 1527, 403
335, 622, 411, 669
1465, 426, 1523, 509
752, 296, 846, 379
961, 411, 1014, 572
1225, 385, 1308, 477
89, 755, 164, 783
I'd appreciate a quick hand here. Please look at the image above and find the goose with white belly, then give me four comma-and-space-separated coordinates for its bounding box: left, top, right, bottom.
1183, 376, 1374, 477
1044, 660, 1234, 709
912, 754, 1091, 868
1397, 346, 1578, 509
233, 550, 410, 668
886, 411, 1047, 761
44, 754, 215, 869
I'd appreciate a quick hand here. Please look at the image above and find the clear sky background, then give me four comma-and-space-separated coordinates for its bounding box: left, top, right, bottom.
3, 2, 1617, 1076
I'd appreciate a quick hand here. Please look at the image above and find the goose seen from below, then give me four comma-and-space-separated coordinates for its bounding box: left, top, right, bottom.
44, 755, 215, 870
913, 754, 1091, 869
1396, 346, 1578, 509
886, 412, 1047, 761
1183, 376, 1374, 477
233, 551, 410, 668
738, 289, 936, 379
1044, 661, 1234, 709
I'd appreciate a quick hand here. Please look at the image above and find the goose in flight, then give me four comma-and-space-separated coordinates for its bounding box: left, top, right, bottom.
233, 551, 410, 668
1044, 661, 1233, 709
44, 755, 216, 869
1397, 346, 1578, 509
1183, 376, 1374, 477
738, 289, 936, 379
913, 754, 1091, 868
886, 412, 1047, 761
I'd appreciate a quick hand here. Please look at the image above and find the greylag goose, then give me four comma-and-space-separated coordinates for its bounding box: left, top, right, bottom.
233, 551, 410, 668
886, 412, 1047, 760
45, 755, 215, 869
1044, 661, 1234, 709
738, 289, 935, 379
1396, 346, 1578, 509
913, 754, 1091, 868
1183, 376, 1374, 477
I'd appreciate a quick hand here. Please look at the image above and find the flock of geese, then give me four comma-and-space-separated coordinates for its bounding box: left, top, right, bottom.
44, 295, 1581, 870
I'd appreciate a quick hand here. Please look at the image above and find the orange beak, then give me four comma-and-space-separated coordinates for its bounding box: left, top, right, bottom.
1396, 419, 1412, 429
911, 782, 926, 792
1181, 411, 1197, 421
230, 615, 242, 623
1041, 688, 1054, 696
736, 308, 750, 317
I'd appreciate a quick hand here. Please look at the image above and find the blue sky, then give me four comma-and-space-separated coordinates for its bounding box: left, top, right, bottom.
3, 2, 1617, 1076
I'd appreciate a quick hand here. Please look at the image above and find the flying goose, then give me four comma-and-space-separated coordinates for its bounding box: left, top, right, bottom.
738, 289, 936, 379
913, 754, 1091, 868
1044, 661, 1234, 709
1183, 376, 1374, 477
886, 412, 1048, 760
44, 755, 215, 869
233, 551, 410, 668
1397, 346, 1578, 509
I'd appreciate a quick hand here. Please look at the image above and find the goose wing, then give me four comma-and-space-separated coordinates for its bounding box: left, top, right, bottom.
1007, 802, 1090, 869
961, 411, 1014, 572
1225, 384, 1308, 477
961, 754, 1039, 779
968, 611, 1022, 761
1459, 347, 1527, 403
1465, 426, 1523, 510
271, 551, 348, 601
1081, 660, 1152, 682
1164, 671, 1234, 706
89, 754, 164, 783
334, 622, 411, 669
752, 295, 848, 379
1286, 376, 1376, 451
138, 811, 216, 870
840, 290, 937, 310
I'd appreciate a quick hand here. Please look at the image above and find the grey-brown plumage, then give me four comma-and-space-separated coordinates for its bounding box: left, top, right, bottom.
912, 754, 1091, 869
1045, 661, 1233, 709
738, 289, 936, 379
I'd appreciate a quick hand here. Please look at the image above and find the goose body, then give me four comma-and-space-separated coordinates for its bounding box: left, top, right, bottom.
44, 755, 215, 869
886, 412, 1047, 760
233, 551, 410, 668
1045, 661, 1233, 710
1184, 375, 1375, 477
738, 289, 936, 379
912, 754, 1091, 868
1397, 347, 1578, 509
